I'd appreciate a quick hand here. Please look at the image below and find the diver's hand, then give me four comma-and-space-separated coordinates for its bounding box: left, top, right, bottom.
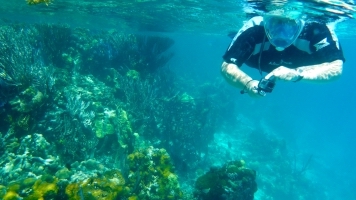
266, 66, 303, 82
246, 80, 264, 98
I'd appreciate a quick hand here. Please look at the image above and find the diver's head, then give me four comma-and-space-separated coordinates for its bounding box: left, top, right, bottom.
264, 15, 304, 51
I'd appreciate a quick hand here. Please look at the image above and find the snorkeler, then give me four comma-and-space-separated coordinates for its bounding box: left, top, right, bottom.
221, 11, 345, 97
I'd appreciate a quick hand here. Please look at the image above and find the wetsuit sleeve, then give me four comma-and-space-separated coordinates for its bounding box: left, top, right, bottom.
309, 24, 345, 63
223, 18, 262, 67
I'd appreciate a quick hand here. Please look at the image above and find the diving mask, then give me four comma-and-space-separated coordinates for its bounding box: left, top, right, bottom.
264, 16, 304, 51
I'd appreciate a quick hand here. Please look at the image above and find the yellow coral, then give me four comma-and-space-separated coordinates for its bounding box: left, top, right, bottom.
65, 183, 80, 200
6, 183, 20, 193
127, 147, 182, 199
162, 168, 173, 178
27, 178, 58, 199
94, 118, 115, 138
66, 170, 126, 200
22, 177, 37, 188
27, 0, 51, 5
3, 190, 20, 200
128, 196, 138, 200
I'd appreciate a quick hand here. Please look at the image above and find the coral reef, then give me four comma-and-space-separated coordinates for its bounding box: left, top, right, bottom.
0, 9, 348, 200
0, 131, 59, 185
65, 169, 126, 200
9, 86, 46, 113
0, 24, 185, 199
207, 120, 331, 200
194, 160, 257, 200
0, 23, 263, 200
0, 175, 59, 199
27, 0, 51, 5
0, 147, 182, 200
1, 23, 216, 174
126, 146, 183, 200
0, 26, 54, 102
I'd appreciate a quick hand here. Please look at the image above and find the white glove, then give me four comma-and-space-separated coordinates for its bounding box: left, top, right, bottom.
265, 66, 303, 82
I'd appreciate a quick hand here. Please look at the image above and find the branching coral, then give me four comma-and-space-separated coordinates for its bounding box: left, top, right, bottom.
37, 72, 132, 164
0, 26, 51, 88
0, 26, 54, 111
0, 132, 59, 185
64, 90, 95, 128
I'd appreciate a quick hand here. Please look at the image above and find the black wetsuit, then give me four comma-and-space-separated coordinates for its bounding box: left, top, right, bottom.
223, 16, 345, 73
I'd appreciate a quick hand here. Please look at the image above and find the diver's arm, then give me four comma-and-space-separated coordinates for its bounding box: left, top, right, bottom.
296, 59, 343, 82
266, 60, 343, 82
221, 61, 261, 97
221, 61, 253, 89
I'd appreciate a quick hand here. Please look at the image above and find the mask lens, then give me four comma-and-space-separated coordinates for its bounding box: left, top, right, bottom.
264, 16, 302, 50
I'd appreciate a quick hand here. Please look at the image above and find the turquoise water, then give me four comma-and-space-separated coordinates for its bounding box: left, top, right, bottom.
1, 0, 356, 35
0, 0, 355, 199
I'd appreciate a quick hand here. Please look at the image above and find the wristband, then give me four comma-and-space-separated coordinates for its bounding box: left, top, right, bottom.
240, 79, 254, 94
